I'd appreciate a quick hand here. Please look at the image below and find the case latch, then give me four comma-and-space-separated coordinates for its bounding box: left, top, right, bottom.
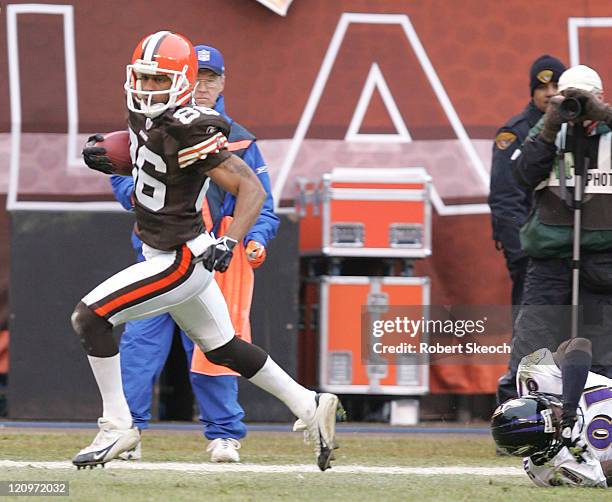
331, 223, 365, 246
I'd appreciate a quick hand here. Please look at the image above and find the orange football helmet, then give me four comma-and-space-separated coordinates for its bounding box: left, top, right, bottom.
125, 31, 197, 118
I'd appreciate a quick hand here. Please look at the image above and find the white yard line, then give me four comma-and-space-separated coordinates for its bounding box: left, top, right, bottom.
0, 460, 524, 476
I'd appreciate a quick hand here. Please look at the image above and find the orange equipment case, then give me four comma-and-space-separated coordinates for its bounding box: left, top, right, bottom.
296, 168, 432, 258
299, 276, 430, 395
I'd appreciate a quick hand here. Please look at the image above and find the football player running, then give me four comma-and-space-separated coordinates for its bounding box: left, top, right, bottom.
491, 337, 612, 487
72, 30, 342, 470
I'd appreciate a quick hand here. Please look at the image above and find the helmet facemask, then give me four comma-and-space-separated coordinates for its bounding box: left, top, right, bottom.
491, 393, 564, 460
125, 60, 193, 118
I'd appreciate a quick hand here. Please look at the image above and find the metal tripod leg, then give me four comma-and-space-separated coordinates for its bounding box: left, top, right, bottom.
570, 124, 588, 339
571, 174, 582, 339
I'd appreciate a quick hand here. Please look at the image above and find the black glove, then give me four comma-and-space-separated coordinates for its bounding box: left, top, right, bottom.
540, 97, 565, 144
199, 236, 238, 272
560, 409, 588, 463
560, 410, 577, 447
82, 134, 114, 174
564, 88, 612, 125
531, 448, 557, 466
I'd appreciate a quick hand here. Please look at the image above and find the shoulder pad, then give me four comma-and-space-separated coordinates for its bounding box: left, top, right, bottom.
164, 106, 231, 138
517, 348, 561, 396
520, 348, 555, 368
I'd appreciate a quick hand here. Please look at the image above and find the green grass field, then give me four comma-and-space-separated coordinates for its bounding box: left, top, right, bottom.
0, 428, 607, 501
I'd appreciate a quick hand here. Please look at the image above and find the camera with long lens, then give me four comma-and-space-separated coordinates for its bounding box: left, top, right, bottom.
559, 96, 588, 121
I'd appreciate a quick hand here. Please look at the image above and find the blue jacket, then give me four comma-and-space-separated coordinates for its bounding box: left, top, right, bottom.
111, 95, 279, 252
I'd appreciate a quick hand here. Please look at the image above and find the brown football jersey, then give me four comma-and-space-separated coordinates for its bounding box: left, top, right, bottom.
127, 106, 232, 251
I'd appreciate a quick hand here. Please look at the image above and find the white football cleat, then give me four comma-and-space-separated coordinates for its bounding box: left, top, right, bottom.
72, 418, 140, 469
304, 393, 344, 471
118, 439, 142, 460
293, 417, 306, 432
294, 414, 341, 452
206, 438, 241, 463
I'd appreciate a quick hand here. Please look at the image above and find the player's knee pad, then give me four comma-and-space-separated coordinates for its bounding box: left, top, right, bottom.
205, 336, 268, 378
71, 301, 117, 357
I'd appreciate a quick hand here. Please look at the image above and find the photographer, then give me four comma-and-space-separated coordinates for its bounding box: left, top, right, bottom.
510, 65, 612, 379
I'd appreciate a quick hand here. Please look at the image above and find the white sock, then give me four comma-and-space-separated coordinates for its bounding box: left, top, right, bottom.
87, 354, 132, 429
248, 357, 316, 422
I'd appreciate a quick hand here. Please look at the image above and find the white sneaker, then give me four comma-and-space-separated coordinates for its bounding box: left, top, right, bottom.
117, 439, 142, 460
206, 438, 241, 463
72, 418, 140, 469
304, 393, 344, 471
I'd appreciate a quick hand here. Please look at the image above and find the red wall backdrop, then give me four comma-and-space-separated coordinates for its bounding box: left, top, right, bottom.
1, 0, 611, 393
1, 0, 611, 136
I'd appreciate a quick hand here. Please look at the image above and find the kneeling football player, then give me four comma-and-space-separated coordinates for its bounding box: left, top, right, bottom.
491, 337, 611, 487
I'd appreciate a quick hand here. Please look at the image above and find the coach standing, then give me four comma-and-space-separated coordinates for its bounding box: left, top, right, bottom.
489, 55, 566, 404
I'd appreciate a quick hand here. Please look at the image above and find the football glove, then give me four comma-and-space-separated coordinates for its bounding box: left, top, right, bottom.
530, 447, 558, 466
82, 134, 115, 175
560, 410, 588, 463
245, 240, 266, 269
199, 236, 238, 273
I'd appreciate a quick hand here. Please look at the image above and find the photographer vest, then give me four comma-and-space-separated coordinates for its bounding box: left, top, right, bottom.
536, 123, 612, 229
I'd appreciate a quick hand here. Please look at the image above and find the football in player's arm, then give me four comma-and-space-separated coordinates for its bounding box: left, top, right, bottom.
492, 337, 612, 488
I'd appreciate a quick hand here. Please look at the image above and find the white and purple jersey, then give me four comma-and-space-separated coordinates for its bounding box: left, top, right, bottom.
517, 348, 611, 487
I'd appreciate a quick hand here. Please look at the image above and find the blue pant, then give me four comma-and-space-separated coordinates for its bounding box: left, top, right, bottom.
120, 313, 246, 439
